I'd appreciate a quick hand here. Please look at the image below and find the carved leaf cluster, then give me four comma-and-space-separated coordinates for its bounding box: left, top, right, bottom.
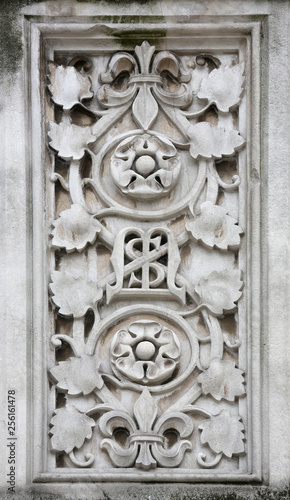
50, 405, 95, 454
48, 122, 96, 161
197, 63, 244, 112
186, 201, 243, 251
198, 357, 245, 401
51, 204, 102, 253
195, 269, 243, 316
50, 355, 103, 396
50, 270, 102, 318
199, 410, 245, 457
188, 123, 245, 160
48, 63, 93, 110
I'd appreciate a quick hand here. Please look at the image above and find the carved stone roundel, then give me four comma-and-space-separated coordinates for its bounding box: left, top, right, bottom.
110, 320, 181, 385
47, 39, 248, 475
110, 134, 181, 199
92, 305, 199, 394
90, 131, 199, 220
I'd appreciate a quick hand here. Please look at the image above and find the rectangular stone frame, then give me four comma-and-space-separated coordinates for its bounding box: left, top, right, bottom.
26, 15, 262, 484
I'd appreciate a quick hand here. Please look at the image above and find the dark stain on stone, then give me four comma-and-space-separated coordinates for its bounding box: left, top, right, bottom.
0, 1, 165, 76
0, 0, 45, 76
0, 484, 289, 499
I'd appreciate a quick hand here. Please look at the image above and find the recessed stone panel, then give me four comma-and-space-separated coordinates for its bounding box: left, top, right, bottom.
27, 18, 262, 484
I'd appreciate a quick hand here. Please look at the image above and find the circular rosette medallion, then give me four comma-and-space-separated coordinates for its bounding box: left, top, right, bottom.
110, 320, 181, 385
92, 306, 199, 393
110, 134, 181, 199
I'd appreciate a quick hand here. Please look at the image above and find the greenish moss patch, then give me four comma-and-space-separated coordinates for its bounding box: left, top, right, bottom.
0, 0, 45, 76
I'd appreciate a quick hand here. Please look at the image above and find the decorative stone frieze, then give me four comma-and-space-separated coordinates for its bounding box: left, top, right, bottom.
45, 38, 248, 478
2, 0, 290, 496
24, 17, 264, 484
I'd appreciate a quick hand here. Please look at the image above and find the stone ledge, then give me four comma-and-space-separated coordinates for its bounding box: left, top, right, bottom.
1, 484, 290, 500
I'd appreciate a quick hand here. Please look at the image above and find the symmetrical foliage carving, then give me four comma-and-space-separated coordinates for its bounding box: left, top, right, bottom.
47, 41, 247, 476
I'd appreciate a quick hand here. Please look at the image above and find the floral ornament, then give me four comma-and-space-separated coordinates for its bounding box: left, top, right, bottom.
48, 62, 93, 110
99, 388, 194, 469
197, 357, 245, 401
188, 122, 245, 160
97, 41, 192, 131
110, 320, 181, 385
49, 355, 103, 396
50, 270, 103, 318
186, 201, 243, 251
199, 410, 245, 458
110, 134, 181, 199
197, 63, 245, 113
48, 122, 96, 161
195, 269, 243, 316
51, 204, 102, 253
50, 405, 95, 454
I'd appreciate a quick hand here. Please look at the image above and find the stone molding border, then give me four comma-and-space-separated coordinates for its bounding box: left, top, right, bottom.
25, 15, 263, 484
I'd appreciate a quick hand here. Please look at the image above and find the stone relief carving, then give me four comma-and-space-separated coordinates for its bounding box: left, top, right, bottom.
110, 320, 181, 384
110, 134, 181, 198
47, 41, 247, 475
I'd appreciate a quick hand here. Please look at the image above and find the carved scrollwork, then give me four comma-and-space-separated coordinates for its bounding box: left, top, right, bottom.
97, 41, 192, 131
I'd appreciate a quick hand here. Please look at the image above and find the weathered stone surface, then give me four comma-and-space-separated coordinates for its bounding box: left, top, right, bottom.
0, 0, 289, 497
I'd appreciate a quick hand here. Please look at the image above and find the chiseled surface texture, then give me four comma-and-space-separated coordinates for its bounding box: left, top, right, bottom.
0, 0, 289, 498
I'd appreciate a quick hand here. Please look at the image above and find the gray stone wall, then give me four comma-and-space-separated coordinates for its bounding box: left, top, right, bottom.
0, 1, 289, 498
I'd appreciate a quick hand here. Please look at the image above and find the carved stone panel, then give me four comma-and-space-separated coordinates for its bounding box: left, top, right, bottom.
32, 23, 260, 482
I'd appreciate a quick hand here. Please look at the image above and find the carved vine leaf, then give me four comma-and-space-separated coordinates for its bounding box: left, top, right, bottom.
199, 410, 245, 457
48, 122, 96, 161
51, 204, 102, 253
188, 122, 245, 160
50, 270, 102, 318
65, 393, 97, 413
50, 405, 95, 454
195, 269, 243, 316
50, 355, 103, 396
48, 63, 93, 110
197, 358, 245, 401
197, 63, 245, 113
186, 201, 243, 251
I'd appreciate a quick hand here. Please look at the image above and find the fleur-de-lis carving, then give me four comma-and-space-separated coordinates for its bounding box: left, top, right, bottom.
97, 41, 192, 130
99, 388, 194, 470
